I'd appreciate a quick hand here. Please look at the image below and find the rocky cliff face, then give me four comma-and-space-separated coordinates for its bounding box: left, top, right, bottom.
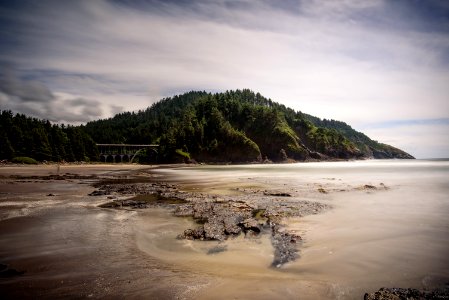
369, 145, 415, 159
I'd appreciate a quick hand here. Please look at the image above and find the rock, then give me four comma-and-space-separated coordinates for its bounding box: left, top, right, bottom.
204, 216, 226, 241
223, 215, 243, 235
0, 264, 25, 278
98, 201, 121, 208
88, 190, 109, 196
177, 201, 256, 241
207, 245, 227, 255
270, 225, 301, 268
178, 226, 205, 240
364, 184, 377, 190
309, 151, 322, 159
46, 193, 56, 196
379, 183, 389, 190
364, 287, 449, 300
192, 202, 213, 219
263, 191, 292, 197
240, 218, 261, 234
92, 176, 330, 268
173, 204, 194, 217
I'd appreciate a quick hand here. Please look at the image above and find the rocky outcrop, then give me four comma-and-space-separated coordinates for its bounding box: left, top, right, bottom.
271, 225, 301, 267
175, 201, 257, 241
369, 146, 415, 159
93, 180, 329, 267
364, 287, 449, 300
175, 199, 327, 267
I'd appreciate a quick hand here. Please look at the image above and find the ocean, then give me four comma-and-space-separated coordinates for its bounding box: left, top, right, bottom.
141, 159, 449, 298
1, 160, 448, 299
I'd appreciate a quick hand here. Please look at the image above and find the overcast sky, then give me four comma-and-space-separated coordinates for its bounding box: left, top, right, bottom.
0, 0, 448, 158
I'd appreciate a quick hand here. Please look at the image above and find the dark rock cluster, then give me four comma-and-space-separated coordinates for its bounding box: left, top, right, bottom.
92, 180, 329, 267
270, 225, 301, 267
0, 263, 24, 278
89, 181, 177, 196
8, 174, 98, 181
174, 199, 326, 267
175, 201, 258, 241
364, 287, 449, 300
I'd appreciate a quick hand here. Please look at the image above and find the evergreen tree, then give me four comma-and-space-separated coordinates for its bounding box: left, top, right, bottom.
32, 127, 52, 160
0, 129, 14, 159
0, 89, 413, 163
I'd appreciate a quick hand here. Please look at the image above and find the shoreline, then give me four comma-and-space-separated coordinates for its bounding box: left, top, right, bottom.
0, 164, 214, 299
0, 155, 421, 169
0, 164, 447, 299
0, 164, 334, 299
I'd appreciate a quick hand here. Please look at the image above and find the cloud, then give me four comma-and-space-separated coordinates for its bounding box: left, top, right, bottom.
0, 70, 104, 123
362, 120, 449, 159
362, 118, 449, 129
0, 70, 54, 103
110, 104, 124, 116
0, 0, 448, 157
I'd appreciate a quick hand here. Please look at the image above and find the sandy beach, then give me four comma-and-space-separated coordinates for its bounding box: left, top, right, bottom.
0, 163, 326, 299
1, 162, 448, 299
0, 164, 210, 299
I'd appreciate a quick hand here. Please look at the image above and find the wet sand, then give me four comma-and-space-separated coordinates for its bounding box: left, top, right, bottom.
0, 164, 332, 299
1, 162, 448, 299
0, 164, 214, 299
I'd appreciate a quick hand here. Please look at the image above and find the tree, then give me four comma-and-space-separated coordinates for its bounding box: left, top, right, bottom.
32, 127, 52, 161
0, 130, 14, 159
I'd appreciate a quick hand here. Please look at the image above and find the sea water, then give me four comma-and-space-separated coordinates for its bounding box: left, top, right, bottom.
139, 159, 449, 299
1, 160, 448, 299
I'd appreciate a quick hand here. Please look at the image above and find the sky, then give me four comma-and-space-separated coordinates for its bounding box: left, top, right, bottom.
0, 0, 448, 158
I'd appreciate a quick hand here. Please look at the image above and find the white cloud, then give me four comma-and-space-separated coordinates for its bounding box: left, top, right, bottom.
0, 72, 105, 124
0, 0, 448, 157
363, 122, 449, 159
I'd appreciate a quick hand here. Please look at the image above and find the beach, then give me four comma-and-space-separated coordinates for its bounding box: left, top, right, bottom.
0, 161, 448, 299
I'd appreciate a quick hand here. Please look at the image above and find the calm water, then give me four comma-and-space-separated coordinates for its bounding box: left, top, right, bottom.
1, 160, 448, 299
141, 159, 449, 298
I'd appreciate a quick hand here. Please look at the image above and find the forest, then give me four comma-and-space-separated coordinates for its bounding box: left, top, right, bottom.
0, 110, 98, 163
0, 89, 414, 163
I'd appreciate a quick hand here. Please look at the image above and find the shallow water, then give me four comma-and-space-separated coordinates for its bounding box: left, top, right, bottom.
1, 160, 448, 299
140, 159, 449, 298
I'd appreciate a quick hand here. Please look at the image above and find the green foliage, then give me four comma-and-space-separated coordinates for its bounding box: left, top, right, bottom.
0, 110, 99, 162
82, 89, 412, 162
12, 156, 38, 164
133, 148, 158, 164
302, 116, 413, 158
175, 149, 191, 160
1, 89, 413, 164
0, 130, 14, 159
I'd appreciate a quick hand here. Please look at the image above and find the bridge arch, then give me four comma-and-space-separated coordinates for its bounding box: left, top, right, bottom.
97, 144, 159, 163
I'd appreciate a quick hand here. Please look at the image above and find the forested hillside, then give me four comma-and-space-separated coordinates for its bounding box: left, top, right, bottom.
0, 110, 98, 162
0, 90, 414, 163
83, 89, 414, 163
301, 115, 412, 159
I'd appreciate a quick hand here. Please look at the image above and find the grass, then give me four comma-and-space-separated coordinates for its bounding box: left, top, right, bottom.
12, 157, 38, 165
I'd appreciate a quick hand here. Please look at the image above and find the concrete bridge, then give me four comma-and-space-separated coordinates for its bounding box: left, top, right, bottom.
97, 144, 159, 163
